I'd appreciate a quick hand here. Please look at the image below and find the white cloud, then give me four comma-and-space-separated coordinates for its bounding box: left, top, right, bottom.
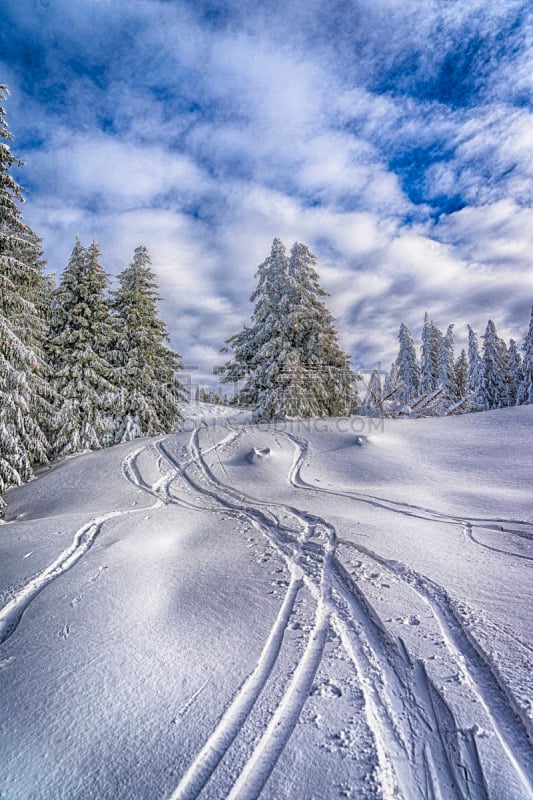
4, 0, 533, 380
28, 131, 209, 207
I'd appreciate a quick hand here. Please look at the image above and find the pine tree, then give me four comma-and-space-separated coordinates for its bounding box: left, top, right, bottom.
438, 324, 456, 399
480, 319, 509, 410
395, 323, 420, 405
48, 238, 117, 456
218, 238, 289, 400
454, 349, 468, 399
382, 361, 401, 411
507, 339, 523, 406
518, 306, 533, 405
0, 85, 51, 510
218, 238, 355, 421
420, 312, 442, 395
284, 242, 354, 417
360, 367, 384, 416
110, 245, 185, 441
467, 325, 484, 411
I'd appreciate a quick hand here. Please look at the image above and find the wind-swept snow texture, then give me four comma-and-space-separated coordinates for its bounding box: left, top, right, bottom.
0, 404, 532, 800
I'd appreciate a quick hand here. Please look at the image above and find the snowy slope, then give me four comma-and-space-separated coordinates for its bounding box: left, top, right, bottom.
0, 405, 532, 800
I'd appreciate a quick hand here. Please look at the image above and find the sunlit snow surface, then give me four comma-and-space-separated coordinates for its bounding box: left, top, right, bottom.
0, 404, 532, 800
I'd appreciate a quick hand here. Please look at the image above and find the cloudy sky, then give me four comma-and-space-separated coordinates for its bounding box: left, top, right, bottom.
2, 0, 532, 382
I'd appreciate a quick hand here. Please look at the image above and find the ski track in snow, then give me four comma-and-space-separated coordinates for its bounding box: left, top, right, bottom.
0, 497, 160, 646
3, 422, 531, 800
173, 679, 211, 725
0, 443, 179, 646
285, 431, 533, 536
150, 423, 533, 800
120, 430, 337, 798
463, 522, 533, 562
283, 429, 533, 798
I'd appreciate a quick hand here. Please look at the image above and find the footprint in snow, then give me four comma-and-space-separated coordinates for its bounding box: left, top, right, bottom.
88, 566, 108, 584
312, 679, 342, 699
58, 624, 70, 640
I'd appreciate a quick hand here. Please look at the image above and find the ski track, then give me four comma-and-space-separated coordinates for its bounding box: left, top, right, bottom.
158, 427, 458, 799
173, 679, 211, 725
284, 430, 533, 535
169, 568, 304, 800
283, 430, 533, 798
463, 522, 533, 562
3, 422, 531, 800
0, 442, 180, 646
158, 432, 349, 798
159, 423, 533, 800
0, 498, 160, 646
125, 431, 345, 800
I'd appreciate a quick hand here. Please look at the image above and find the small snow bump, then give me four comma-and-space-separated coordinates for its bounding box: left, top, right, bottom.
245, 447, 272, 464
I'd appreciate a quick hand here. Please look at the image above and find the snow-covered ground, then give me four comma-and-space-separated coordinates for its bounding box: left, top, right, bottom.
0, 404, 532, 800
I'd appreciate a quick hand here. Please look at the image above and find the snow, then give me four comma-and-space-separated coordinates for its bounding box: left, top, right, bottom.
0, 404, 532, 799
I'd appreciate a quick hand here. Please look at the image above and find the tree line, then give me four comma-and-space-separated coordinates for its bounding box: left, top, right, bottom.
215, 237, 533, 421
360, 310, 533, 417
0, 86, 184, 512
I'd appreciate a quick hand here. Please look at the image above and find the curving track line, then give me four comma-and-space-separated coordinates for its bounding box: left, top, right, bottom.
284, 430, 533, 799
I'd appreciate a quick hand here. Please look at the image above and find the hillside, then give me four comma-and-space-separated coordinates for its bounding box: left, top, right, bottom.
0, 405, 532, 800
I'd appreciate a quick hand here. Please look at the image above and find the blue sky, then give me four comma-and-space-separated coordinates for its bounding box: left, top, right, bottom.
1, 0, 532, 381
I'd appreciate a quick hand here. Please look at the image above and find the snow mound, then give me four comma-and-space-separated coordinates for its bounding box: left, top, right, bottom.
245, 447, 272, 464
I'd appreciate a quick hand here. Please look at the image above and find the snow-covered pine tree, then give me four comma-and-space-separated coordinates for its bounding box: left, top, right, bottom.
218, 238, 289, 410
283, 242, 354, 417
466, 325, 484, 411
480, 319, 509, 410
0, 84, 52, 511
383, 361, 400, 407
48, 238, 117, 456
218, 238, 355, 421
395, 322, 420, 406
420, 312, 442, 395
359, 367, 384, 416
507, 339, 523, 406
110, 245, 185, 441
438, 324, 456, 399
517, 306, 533, 405
454, 349, 468, 399
14, 226, 57, 440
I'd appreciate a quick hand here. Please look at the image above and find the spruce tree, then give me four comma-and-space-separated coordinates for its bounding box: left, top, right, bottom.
480, 319, 509, 410
395, 323, 420, 405
49, 238, 116, 456
221, 238, 291, 411
507, 339, 523, 406
467, 325, 484, 411
438, 324, 456, 399
0, 85, 51, 510
454, 349, 468, 399
360, 367, 384, 416
284, 242, 354, 417
110, 245, 185, 441
383, 361, 400, 403
518, 306, 533, 405
218, 238, 355, 421
420, 312, 442, 395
